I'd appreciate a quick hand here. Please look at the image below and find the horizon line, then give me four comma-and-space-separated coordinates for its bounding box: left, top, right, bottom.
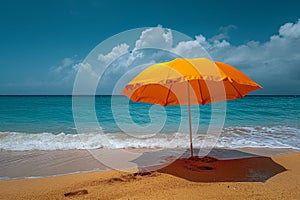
0, 94, 299, 97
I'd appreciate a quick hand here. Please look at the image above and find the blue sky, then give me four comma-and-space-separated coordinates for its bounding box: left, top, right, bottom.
0, 0, 300, 95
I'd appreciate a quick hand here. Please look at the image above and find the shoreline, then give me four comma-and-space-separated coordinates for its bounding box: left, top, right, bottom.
0, 150, 299, 199
0, 147, 298, 180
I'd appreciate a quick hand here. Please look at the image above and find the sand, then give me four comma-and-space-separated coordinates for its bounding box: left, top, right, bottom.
0, 150, 299, 200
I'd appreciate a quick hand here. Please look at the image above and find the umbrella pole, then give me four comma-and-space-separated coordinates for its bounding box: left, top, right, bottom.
187, 81, 193, 157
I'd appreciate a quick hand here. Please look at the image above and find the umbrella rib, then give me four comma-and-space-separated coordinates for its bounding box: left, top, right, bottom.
136, 84, 148, 101
229, 80, 243, 98
163, 66, 173, 106
164, 84, 172, 106
197, 80, 205, 104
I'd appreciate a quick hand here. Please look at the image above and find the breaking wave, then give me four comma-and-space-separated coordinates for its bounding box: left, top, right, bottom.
0, 126, 299, 151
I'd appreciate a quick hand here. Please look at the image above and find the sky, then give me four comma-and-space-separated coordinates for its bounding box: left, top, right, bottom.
0, 0, 300, 95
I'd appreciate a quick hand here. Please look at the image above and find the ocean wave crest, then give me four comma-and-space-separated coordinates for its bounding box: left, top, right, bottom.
0, 126, 299, 151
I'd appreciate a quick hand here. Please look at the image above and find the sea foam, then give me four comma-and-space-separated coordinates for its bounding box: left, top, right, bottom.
0, 125, 299, 151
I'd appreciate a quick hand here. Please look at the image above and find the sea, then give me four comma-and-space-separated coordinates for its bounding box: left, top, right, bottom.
0, 95, 299, 151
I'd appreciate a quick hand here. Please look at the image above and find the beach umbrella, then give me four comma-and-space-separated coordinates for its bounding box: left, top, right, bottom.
121, 58, 261, 157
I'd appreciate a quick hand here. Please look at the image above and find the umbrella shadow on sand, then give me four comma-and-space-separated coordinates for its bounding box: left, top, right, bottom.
130, 148, 286, 183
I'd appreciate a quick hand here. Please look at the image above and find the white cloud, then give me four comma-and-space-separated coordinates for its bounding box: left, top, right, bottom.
51, 57, 77, 73
98, 21, 300, 94
97, 43, 130, 64
279, 20, 300, 38
134, 25, 173, 51
52, 20, 300, 94
208, 20, 300, 67
172, 39, 209, 58
206, 20, 300, 94
73, 62, 98, 79
49, 56, 83, 84
96, 26, 208, 68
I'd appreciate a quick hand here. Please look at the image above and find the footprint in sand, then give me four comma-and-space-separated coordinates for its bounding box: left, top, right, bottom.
64, 189, 88, 197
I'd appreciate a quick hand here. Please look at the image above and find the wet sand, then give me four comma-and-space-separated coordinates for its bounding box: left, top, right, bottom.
0, 147, 296, 179
0, 149, 299, 199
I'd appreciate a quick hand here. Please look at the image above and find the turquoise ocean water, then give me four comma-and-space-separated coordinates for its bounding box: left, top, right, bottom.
0, 95, 299, 150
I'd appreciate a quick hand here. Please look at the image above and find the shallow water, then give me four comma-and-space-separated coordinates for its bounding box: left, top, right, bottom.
0, 95, 299, 150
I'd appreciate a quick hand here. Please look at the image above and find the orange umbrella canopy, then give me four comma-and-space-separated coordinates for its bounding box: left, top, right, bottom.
121, 58, 262, 106
121, 57, 261, 157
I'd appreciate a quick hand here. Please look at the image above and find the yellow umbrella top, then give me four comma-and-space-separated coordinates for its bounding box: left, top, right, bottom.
122, 58, 262, 106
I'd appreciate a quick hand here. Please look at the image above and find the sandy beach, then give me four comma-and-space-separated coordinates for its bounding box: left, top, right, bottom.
1, 0, 300, 199
0, 149, 299, 200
